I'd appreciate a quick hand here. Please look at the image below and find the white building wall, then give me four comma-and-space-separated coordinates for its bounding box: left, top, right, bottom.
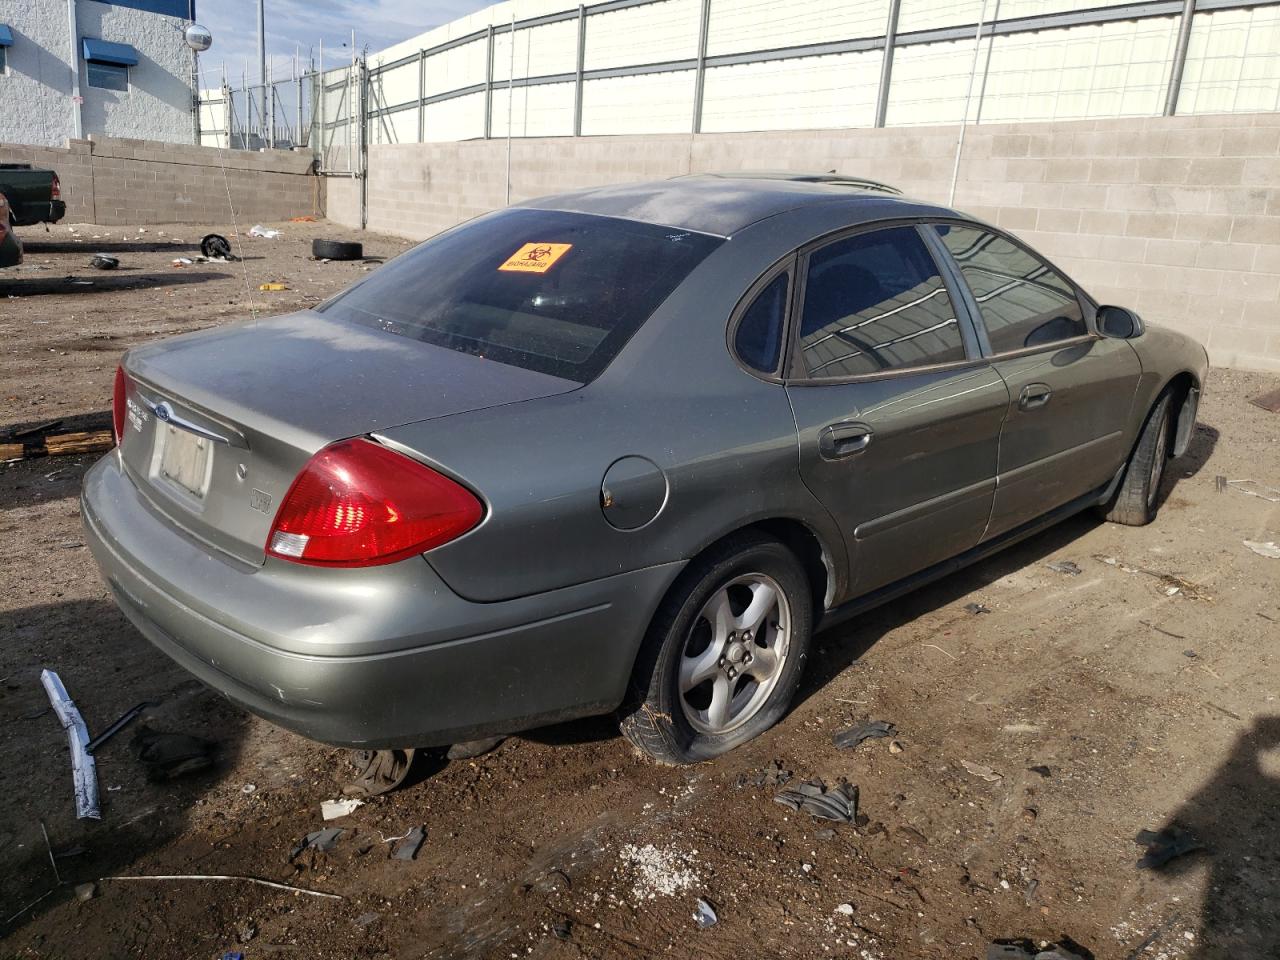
0, 0, 195, 148
0, 0, 79, 146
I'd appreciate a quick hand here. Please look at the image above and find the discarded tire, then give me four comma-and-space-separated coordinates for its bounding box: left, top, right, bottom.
312, 238, 363, 261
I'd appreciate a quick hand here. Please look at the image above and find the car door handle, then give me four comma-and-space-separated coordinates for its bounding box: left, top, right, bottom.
1019, 383, 1053, 411
819, 421, 873, 460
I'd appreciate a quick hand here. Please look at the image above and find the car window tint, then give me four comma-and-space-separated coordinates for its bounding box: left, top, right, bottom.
936, 224, 1086, 353
318, 208, 721, 383
798, 226, 965, 378
735, 272, 788, 374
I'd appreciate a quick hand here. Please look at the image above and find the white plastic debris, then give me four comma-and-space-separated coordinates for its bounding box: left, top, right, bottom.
693, 898, 718, 928
248, 225, 280, 239
835, 903, 855, 916
41, 669, 101, 819
321, 797, 364, 820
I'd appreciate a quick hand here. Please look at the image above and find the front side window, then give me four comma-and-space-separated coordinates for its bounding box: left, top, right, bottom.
936, 224, 1086, 353
319, 207, 721, 382
798, 226, 965, 379
87, 61, 128, 91
734, 272, 788, 375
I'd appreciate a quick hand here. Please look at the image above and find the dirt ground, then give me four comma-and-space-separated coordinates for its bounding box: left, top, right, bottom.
1, 220, 1278, 960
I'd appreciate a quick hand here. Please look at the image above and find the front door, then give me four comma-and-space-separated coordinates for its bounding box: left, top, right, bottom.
784, 224, 1009, 599
931, 223, 1142, 538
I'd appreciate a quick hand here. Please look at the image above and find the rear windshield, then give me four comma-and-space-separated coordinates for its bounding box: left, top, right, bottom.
318, 208, 722, 382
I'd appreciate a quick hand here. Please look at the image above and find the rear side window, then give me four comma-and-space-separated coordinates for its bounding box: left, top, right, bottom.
935, 224, 1086, 353
798, 226, 965, 378
319, 208, 721, 382
734, 272, 788, 375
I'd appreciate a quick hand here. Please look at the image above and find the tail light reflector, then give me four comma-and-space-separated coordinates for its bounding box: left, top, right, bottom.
112, 366, 129, 444
267, 438, 483, 567
51, 174, 61, 200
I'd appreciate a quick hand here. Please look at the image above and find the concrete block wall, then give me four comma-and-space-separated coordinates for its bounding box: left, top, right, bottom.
0, 136, 319, 226
329, 112, 1280, 372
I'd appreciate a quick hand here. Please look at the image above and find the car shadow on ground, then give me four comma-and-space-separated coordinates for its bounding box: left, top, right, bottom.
19, 240, 201, 254
0, 271, 232, 297
1140, 715, 1280, 959
0, 598, 250, 938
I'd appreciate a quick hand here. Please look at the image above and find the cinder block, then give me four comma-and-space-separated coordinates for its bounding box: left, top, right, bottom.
1174, 214, 1234, 242
1126, 212, 1178, 239
1231, 215, 1280, 245
1195, 242, 1258, 271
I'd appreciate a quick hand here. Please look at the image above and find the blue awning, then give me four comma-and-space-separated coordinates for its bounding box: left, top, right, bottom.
0, 25, 14, 47
82, 38, 138, 66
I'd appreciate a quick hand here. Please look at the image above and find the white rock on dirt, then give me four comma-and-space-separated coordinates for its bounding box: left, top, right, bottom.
619, 843, 700, 900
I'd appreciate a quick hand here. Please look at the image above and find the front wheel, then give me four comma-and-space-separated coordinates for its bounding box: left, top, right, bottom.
1098, 393, 1172, 526
619, 534, 813, 764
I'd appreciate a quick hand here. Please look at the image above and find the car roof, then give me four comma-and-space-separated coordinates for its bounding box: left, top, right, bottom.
517, 173, 962, 237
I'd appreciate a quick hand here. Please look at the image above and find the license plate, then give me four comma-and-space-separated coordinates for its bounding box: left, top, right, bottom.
157, 424, 212, 499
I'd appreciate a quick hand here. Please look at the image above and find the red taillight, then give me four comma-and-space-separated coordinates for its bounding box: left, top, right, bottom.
112, 366, 129, 444
266, 438, 483, 567
51, 175, 61, 200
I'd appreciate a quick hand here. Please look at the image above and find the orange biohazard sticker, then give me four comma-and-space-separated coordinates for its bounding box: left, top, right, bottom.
498, 242, 573, 274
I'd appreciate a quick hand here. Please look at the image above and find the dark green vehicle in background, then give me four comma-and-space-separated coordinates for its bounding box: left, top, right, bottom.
0, 163, 66, 227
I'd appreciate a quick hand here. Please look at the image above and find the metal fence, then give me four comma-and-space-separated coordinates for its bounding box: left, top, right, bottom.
197, 0, 1280, 169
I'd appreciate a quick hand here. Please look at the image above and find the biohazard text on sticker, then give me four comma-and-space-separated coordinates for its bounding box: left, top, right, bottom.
499, 242, 573, 273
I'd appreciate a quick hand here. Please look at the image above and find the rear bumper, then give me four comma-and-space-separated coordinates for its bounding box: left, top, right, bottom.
12, 200, 65, 226
82, 452, 682, 748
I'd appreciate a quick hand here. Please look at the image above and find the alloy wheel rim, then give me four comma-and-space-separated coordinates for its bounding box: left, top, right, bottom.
678, 573, 791, 736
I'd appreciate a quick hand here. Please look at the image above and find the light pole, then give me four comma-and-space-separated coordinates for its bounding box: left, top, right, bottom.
258, 0, 267, 146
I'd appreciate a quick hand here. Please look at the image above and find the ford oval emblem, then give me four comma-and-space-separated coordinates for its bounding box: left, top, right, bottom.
154, 402, 172, 422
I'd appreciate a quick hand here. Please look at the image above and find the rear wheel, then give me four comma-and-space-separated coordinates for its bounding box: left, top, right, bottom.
1098, 393, 1172, 526
619, 534, 812, 764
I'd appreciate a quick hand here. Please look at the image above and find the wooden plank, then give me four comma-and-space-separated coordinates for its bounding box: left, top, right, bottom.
43, 430, 115, 457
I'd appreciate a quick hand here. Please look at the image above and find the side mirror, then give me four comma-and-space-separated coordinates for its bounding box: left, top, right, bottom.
1097, 305, 1144, 340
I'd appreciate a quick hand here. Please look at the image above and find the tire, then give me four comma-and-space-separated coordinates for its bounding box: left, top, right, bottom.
312, 238, 363, 261
1098, 392, 1173, 526
619, 533, 813, 764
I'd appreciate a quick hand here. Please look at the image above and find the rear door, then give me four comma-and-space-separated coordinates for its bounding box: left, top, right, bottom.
784, 224, 1009, 599
931, 223, 1141, 538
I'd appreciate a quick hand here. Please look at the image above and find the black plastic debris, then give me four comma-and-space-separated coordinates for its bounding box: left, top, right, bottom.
1135, 826, 1204, 869
200, 233, 237, 261
964, 602, 992, 614
735, 759, 791, 789
89, 254, 119, 270
987, 940, 1089, 960
552, 920, 572, 941
392, 825, 425, 861
87, 700, 159, 754
832, 719, 896, 750
445, 736, 505, 760
774, 780, 859, 823
132, 725, 216, 781
290, 828, 343, 860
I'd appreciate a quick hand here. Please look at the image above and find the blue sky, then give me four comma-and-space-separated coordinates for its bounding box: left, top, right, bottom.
196, 0, 488, 87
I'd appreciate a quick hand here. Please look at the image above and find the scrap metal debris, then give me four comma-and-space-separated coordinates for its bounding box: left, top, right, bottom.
89, 254, 119, 270
1225, 479, 1280, 503
392, 826, 425, 861
832, 719, 896, 750
104, 874, 341, 900
1046, 560, 1082, 576
40, 669, 100, 820
1135, 826, 1205, 869
773, 779, 859, 823
1244, 540, 1280, 559
961, 760, 1002, 782
693, 897, 718, 928
1249, 386, 1280, 413
290, 828, 344, 860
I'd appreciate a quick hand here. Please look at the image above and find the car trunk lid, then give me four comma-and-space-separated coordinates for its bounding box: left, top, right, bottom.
118, 310, 578, 565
